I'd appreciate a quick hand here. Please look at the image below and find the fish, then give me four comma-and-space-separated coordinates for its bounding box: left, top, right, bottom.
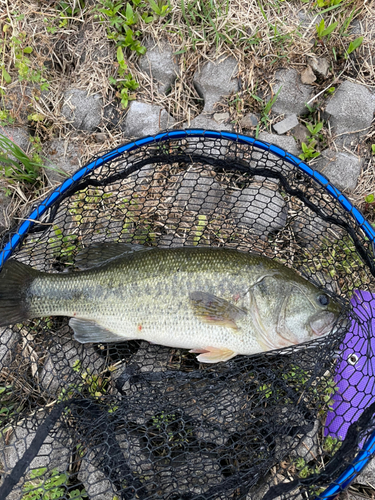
325, 290, 375, 442
0, 244, 342, 363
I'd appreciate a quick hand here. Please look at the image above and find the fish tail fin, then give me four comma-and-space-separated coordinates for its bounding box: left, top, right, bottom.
0, 260, 39, 326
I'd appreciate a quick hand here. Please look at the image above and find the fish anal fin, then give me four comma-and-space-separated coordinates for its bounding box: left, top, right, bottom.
69, 318, 129, 344
189, 291, 246, 331
195, 346, 237, 363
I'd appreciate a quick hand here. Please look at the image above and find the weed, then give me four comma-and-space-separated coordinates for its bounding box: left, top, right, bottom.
372, 145, 375, 155
96, 0, 170, 108
48, 226, 79, 265
345, 36, 363, 59
192, 214, 207, 245
0, 385, 18, 427
323, 435, 342, 454
59, 360, 110, 402
299, 140, 320, 161
257, 383, 272, 399
299, 121, 324, 161
315, 19, 337, 41
315, 0, 343, 7
0, 109, 15, 125
57, 0, 86, 28
9, 32, 49, 90
109, 46, 139, 108
0, 133, 41, 185
21, 467, 87, 500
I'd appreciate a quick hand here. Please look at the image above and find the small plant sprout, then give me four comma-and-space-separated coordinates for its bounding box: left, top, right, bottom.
306, 121, 323, 137
299, 140, 320, 161
372, 144, 375, 155
345, 36, 363, 58
315, 19, 338, 41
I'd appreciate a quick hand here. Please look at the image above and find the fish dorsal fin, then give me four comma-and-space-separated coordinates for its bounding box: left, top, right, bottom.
75, 242, 151, 270
189, 291, 247, 331
69, 318, 129, 343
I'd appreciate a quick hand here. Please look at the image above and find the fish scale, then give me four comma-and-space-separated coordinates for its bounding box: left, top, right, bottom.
0, 245, 342, 362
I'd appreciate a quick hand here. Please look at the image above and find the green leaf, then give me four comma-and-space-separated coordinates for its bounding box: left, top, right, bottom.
148, 0, 161, 14
316, 19, 325, 37
322, 21, 337, 37
365, 194, 374, 203
116, 46, 125, 64
23, 46, 33, 54
306, 123, 314, 134
314, 122, 323, 134
2, 67, 11, 84
347, 36, 363, 55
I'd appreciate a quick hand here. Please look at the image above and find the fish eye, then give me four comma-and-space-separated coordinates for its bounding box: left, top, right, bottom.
347, 353, 359, 365
317, 294, 329, 307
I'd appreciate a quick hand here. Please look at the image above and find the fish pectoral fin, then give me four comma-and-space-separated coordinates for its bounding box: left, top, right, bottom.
69, 318, 128, 344
195, 346, 237, 363
189, 291, 246, 331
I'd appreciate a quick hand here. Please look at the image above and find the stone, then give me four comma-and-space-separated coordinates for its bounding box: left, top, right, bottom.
0, 415, 71, 499
43, 139, 82, 183
325, 81, 375, 138
0, 327, 19, 371
355, 456, 375, 485
163, 167, 226, 232
40, 328, 107, 396
301, 65, 316, 85
122, 101, 175, 138
213, 112, 230, 123
188, 114, 233, 132
1, 81, 46, 124
128, 341, 171, 373
273, 114, 299, 135
271, 69, 314, 116
292, 123, 309, 144
138, 39, 179, 94
291, 420, 320, 462
229, 181, 288, 237
248, 473, 303, 500
193, 56, 239, 113
258, 132, 300, 157
314, 149, 363, 192
292, 206, 342, 251
239, 113, 259, 129
0, 126, 30, 152
308, 56, 330, 77
78, 452, 118, 500
62, 88, 103, 131
94, 132, 107, 143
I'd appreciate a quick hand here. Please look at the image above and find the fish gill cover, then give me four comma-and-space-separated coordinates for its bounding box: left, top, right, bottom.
0, 131, 374, 500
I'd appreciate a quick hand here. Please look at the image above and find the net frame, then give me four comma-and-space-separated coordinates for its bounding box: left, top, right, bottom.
1, 128, 375, 499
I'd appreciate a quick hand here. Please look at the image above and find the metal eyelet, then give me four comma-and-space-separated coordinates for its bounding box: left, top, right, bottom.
347, 353, 359, 366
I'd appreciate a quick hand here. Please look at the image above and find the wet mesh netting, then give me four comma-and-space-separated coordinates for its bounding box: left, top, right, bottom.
1, 131, 375, 500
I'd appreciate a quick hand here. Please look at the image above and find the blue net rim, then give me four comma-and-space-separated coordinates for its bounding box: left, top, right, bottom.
1, 128, 374, 498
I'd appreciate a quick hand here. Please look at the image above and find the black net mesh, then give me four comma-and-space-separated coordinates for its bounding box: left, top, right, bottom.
1, 132, 375, 500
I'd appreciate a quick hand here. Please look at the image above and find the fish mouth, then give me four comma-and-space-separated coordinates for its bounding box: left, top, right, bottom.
309, 311, 336, 337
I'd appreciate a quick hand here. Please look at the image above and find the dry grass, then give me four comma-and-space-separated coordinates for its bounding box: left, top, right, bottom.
0, 0, 374, 219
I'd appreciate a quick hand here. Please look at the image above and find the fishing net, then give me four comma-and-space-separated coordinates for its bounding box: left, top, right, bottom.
1, 130, 375, 500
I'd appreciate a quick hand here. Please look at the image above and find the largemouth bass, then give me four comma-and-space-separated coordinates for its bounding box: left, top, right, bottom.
0, 244, 342, 363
